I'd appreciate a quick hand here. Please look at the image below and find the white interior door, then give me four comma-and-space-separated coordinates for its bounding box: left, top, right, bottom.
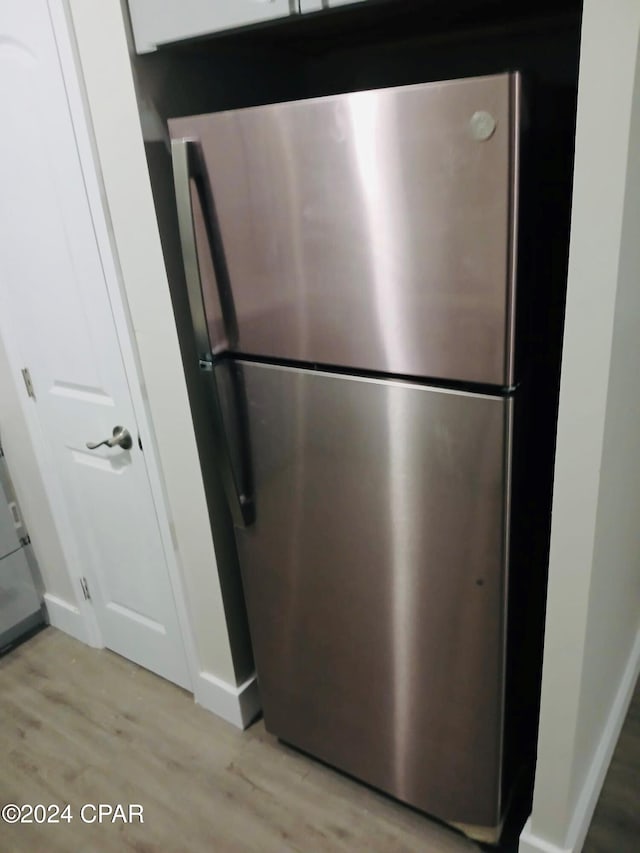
0, 0, 191, 689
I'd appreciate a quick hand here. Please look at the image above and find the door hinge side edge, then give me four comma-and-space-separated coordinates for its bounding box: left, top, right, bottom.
80, 577, 91, 601
21, 367, 36, 399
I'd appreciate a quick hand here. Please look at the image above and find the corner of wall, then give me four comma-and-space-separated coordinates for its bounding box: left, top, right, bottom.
66, 0, 244, 691
194, 671, 260, 730
519, 627, 640, 853
43, 594, 96, 646
520, 2, 640, 851
519, 819, 571, 853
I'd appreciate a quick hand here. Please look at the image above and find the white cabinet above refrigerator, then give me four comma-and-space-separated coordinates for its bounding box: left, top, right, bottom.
128, 0, 298, 54
300, 0, 369, 11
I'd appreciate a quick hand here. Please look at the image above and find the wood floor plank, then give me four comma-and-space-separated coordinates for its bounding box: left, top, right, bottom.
0, 628, 637, 852
583, 681, 640, 853
0, 629, 478, 852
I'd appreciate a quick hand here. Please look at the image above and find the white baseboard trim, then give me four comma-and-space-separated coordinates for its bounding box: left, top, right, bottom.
43, 593, 91, 645
194, 670, 261, 730
43, 594, 262, 729
519, 626, 640, 853
519, 819, 571, 853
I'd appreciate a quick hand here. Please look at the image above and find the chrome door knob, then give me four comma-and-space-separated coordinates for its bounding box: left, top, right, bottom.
86, 425, 133, 451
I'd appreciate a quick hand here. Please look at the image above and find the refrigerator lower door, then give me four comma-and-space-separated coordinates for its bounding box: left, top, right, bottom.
233, 361, 513, 827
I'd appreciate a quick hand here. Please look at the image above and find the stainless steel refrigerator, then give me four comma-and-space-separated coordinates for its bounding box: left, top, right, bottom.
170, 72, 521, 837
0, 442, 44, 652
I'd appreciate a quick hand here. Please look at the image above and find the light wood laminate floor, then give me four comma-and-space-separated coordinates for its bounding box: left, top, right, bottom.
0, 628, 637, 852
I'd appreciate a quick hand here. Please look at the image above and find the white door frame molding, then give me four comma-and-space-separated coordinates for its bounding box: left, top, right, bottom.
19, 0, 200, 688
65, 0, 260, 728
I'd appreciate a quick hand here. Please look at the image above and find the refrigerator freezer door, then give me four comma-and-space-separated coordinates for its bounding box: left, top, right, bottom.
233, 361, 513, 826
170, 73, 519, 386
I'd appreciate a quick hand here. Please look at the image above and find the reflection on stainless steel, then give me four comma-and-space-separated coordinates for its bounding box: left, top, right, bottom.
235, 361, 512, 826
169, 73, 519, 385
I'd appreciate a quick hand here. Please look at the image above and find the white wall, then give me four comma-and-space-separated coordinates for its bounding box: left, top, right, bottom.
520, 3, 640, 852
0, 335, 75, 605
64, 0, 258, 721
574, 28, 640, 797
